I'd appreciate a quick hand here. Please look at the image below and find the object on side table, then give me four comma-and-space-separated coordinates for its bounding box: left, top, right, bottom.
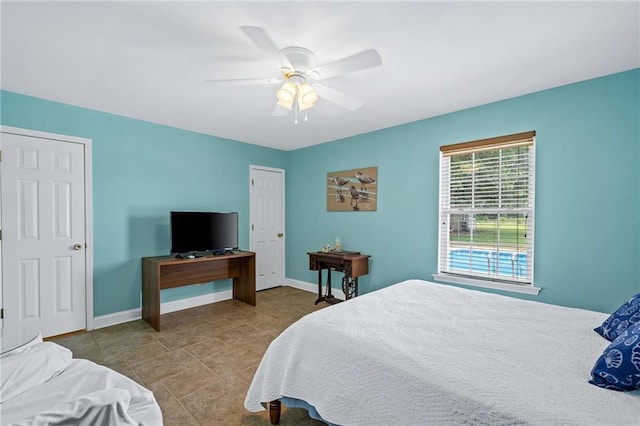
333, 237, 342, 252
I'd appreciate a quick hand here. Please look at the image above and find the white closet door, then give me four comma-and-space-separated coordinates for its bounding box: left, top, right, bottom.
251, 166, 285, 291
2, 132, 87, 337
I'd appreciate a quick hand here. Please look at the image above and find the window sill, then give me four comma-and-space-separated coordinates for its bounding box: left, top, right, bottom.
431, 274, 541, 296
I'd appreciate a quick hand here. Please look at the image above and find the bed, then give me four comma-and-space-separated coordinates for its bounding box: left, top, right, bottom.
245, 279, 640, 425
0, 338, 162, 425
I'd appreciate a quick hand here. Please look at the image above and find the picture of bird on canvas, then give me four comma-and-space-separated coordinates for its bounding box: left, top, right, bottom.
327, 166, 377, 211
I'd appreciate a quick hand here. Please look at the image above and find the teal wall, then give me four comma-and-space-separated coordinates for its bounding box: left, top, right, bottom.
285, 69, 640, 313
0, 91, 286, 316
1, 69, 638, 317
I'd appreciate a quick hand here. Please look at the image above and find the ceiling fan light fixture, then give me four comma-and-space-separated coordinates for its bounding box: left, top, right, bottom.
276, 82, 296, 104
297, 83, 318, 109
277, 98, 294, 110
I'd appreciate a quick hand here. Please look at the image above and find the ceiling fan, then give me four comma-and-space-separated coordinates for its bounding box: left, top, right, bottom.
207, 26, 382, 121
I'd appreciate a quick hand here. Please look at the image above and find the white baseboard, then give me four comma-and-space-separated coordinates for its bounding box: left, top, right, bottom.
92, 290, 233, 330
161, 290, 232, 315
92, 308, 141, 330
92, 279, 343, 330
284, 278, 316, 293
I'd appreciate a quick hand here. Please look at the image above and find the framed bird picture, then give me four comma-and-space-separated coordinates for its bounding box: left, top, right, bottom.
327, 166, 377, 211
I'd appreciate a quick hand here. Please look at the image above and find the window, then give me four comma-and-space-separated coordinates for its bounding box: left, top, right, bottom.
435, 131, 537, 294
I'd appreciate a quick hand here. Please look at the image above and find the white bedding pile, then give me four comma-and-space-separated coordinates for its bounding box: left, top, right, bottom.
1, 342, 71, 404
245, 279, 640, 425
0, 342, 162, 425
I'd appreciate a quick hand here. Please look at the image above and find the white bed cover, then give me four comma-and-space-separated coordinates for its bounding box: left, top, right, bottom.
245, 279, 640, 425
1, 342, 162, 425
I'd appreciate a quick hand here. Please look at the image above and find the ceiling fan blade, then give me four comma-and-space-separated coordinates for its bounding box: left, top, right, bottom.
313, 49, 382, 79
314, 84, 364, 111
205, 77, 281, 86
240, 26, 293, 70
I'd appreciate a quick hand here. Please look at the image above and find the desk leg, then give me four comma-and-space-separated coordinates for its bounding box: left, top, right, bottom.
315, 268, 338, 305
314, 269, 323, 304
233, 256, 256, 306
142, 261, 161, 332
324, 269, 339, 304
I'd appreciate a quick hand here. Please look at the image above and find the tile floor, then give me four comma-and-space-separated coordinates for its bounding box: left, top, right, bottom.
49, 286, 329, 425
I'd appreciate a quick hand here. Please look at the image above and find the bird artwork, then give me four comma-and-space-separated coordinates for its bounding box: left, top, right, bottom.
327, 167, 377, 212
355, 171, 376, 191
332, 176, 349, 203
333, 176, 349, 194
350, 185, 360, 210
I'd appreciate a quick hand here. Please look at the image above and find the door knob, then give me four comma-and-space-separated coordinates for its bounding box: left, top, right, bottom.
73, 243, 83, 250
277, 233, 284, 238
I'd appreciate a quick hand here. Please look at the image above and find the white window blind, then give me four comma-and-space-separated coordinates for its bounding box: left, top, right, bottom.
438, 131, 535, 285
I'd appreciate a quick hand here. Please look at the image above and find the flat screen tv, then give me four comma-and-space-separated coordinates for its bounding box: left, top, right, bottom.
170, 211, 238, 255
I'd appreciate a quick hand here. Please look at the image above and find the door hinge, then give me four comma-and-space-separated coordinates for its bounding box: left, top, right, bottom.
1, 308, 3, 319
251, 179, 254, 186
252, 224, 254, 231
0, 229, 2, 241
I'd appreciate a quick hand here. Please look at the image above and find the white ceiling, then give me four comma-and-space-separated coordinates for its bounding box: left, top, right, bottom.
1, 1, 638, 151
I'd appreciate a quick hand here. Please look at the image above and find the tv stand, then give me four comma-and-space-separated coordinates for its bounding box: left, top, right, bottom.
142, 251, 256, 331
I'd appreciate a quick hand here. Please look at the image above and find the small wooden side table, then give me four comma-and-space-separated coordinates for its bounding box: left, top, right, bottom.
308, 251, 371, 304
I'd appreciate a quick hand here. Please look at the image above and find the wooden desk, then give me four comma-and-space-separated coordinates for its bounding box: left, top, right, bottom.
142, 251, 255, 331
308, 251, 370, 304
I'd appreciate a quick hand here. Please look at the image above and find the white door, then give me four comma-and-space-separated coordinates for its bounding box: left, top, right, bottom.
1, 131, 88, 337
250, 166, 285, 291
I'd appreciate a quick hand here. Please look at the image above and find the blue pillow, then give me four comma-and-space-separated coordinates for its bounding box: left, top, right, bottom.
594, 292, 640, 341
589, 323, 640, 391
